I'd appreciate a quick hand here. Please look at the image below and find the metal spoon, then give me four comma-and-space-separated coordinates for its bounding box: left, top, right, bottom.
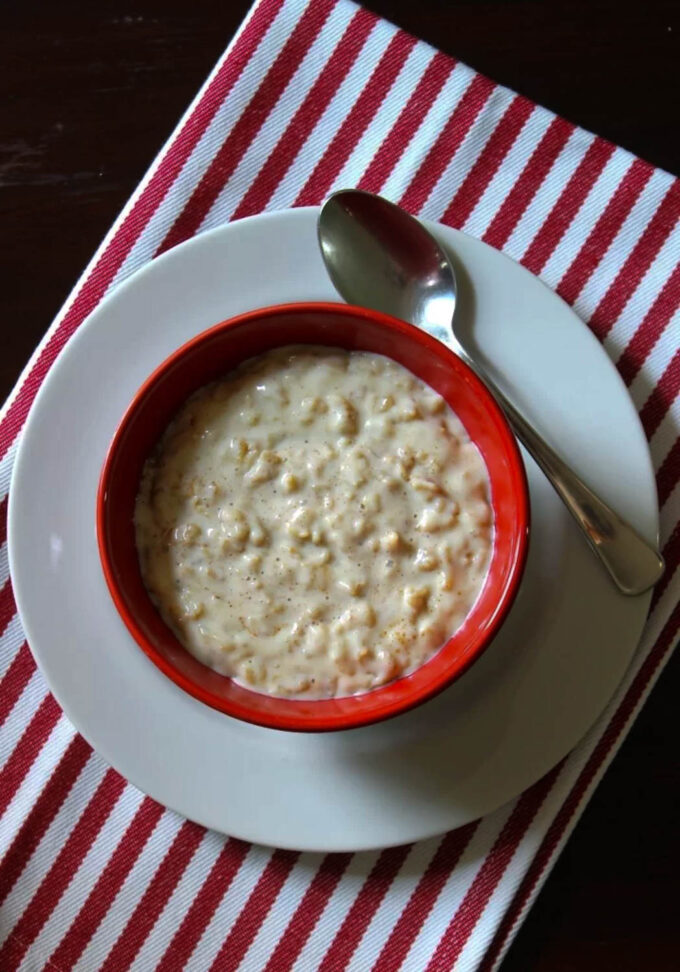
317, 189, 664, 596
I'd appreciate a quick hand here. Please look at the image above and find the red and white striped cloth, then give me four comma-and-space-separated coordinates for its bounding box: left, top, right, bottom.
1, 0, 678, 968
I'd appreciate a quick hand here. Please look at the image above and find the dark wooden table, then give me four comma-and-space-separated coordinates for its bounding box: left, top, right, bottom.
2, 1, 678, 968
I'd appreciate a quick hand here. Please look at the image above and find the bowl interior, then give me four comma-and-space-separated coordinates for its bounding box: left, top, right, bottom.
98, 303, 528, 731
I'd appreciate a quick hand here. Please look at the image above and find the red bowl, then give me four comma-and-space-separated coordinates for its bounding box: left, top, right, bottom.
97, 302, 529, 732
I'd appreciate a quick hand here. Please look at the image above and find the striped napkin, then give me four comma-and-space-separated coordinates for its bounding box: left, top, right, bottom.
1, 0, 678, 968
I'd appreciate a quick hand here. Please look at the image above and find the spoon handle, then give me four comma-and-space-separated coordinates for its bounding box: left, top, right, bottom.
473, 368, 664, 595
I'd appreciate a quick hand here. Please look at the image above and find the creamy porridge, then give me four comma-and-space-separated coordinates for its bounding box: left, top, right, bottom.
134, 346, 493, 699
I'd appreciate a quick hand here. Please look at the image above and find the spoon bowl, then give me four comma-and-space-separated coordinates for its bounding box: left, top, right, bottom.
318, 189, 457, 343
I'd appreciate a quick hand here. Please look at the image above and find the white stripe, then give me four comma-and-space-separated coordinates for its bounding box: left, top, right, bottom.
0, 542, 8, 590
607, 222, 680, 362
399, 803, 517, 971
419, 84, 515, 222
129, 829, 229, 970
0, 614, 26, 680
538, 148, 634, 288
462, 105, 552, 240
654, 406, 680, 485
328, 42, 437, 193
502, 128, 594, 261
0, 671, 49, 771
380, 62, 473, 202
629, 306, 680, 415
454, 790, 571, 972
478, 757, 592, 971
18, 784, 145, 972
0, 717, 77, 860
199, 0, 358, 233
344, 837, 447, 972
111, 0, 314, 286
291, 850, 383, 972
0, 438, 19, 504
601, 181, 678, 360
265, 18, 396, 211
0, 751, 104, 940
73, 807, 184, 971
234, 852, 322, 972
650, 405, 680, 486
184, 843, 276, 970
616, 593, 674, 705
573, 167, 673, 323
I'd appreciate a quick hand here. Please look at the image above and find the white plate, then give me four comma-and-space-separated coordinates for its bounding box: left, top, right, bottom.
9, 209, 657, 852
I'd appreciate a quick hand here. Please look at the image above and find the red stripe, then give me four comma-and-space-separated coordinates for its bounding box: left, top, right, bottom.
371, 824, 478, 972
556, 158, 652, 307
617, 262, 680, 386
0, 769, 125, 970
639, 348, 680, 439
232, 9, 376, 221
100, 820, 205, 972
424, 768, 562, 971
318, 844, 412, 972
208, 849, 300, 972
358, 52, 455, 194
479, 597, 680, 972
155, 838, 250, 972
48, 798, 165, 971
0, 494, 8, 545
294, 31, 417, 207
588, 179, 680, 341
263, 853, 352, 972
398, 73, 495, 215
440, 95, 534, 230
521, 137, 615, 275
482, 116, 574, 250
0, 642, 36, 728
0, 735, 91, 908
0, 0, 280, 464
0, 578, 17, 637
0, 693, 61, 818
657, 437, 680, 509
158, 0, 336, 253
0, 933, 25, 970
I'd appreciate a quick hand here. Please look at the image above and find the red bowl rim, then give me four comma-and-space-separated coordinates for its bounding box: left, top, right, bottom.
97, 301, 530, 731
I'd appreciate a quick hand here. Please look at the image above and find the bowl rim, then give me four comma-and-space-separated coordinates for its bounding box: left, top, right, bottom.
97, 301, 530, 731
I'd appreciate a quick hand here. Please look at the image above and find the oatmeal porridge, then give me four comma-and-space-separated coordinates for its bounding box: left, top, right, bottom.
134, 346, 493, 698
